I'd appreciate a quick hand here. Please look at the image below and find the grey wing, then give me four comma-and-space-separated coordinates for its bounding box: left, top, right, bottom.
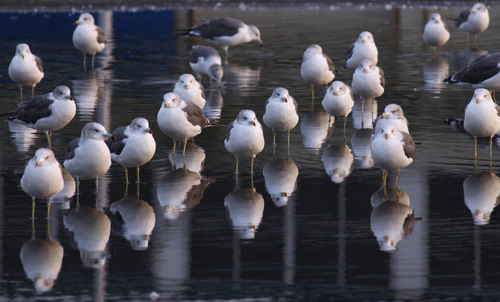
454, 9, 470, 27
65, 137, 81, 161
292, 96, 299, 112
8, 95, 53, 124
346, 83, 355, 99
225, 120, 235, 141
495, 103, 500, 117
34, 55, 43, 72
345, 43, 355, 61
401, 131, 416, 159
184, 102, 209, 128
199, 83, 206, 99
324, 54, 337, 74
96, 26, 106, 43
378, 66, 385, 87
106, 126, 127, 155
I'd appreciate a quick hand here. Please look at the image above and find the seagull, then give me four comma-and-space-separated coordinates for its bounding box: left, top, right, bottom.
263, 87, 299, 149
8, 43, 44, 101
157, 92, 210, 155
189, 45, 223, 86
173, 73, 207, 109
445, 53, 500, 101
301, 44, 337, 100
373, 104, 409, 135
423, 13, 450, 55
21, 148, 64, 206
321, 81, 355, 133
225, 110, 265, 174
352, 59, 385, 100
72, 12, 106, 70
344, 31, 378, 70
63, 122, 112, 194
463, 88, 500, 170
371, 123, 415, 187
3, 85, 76, 148
106, 118, 156, 184
452, 3, 489, 47
185, 17, 264, 55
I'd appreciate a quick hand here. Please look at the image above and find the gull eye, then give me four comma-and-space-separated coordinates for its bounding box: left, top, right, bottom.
94, 128, 99, 132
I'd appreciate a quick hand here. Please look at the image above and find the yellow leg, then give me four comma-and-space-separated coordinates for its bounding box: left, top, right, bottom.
136, 166, 140, 184
91, 54, 96, 70
19, 85, 23, 103
83, 53, 87, 71
235, 156, 239, 175
124, 166, 129, 184
31, 85, 35, 97
311, 85, 315, 108
250, 157, 255, 175
490, 137, 493, 172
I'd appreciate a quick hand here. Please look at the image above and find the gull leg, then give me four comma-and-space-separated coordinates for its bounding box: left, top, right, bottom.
136, 166, 140, 184
343, 116, 347, 144
491, 90, 496, 103
310, 85, 315, 108
250, 157, 255, 175
18, 85, 23, 103
235, 156, 239, 175
91, 54, 96, 70
172, 140, 177, 156
490, 136, 493, 172
474, 136, 478, 158
361, 98, 365, 128
124, 181, 129, 196
76, 178, 80, 206
272, 130, 277, 147
83, 53, 87, 71
473, 34, 478, 49
182, 139, 188, 156
395, 169, 401, 187
45, 131, 52, 148
31, 85, 35, 97
95, 177, 99, 196
124, 166, 129, 184
382, 170, 388, 188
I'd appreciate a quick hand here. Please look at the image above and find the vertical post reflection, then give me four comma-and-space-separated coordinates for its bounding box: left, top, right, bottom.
337, 181, 346, 287
283, 196, 295, 285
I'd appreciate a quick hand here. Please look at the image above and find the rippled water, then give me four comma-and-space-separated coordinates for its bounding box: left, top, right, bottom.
1, 5, 500, 301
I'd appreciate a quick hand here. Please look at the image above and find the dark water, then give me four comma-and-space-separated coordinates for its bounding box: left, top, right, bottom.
1, 5, 500, 301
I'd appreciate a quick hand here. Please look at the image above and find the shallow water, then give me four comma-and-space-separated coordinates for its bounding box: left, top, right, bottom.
1, 5, 500, 301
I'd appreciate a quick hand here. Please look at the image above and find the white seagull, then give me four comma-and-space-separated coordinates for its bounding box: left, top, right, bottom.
185, 17, 264, 55
157, 92, 210, 155
106, 118, 156, 184
8, 43, 44, 101
301, 44, 337, 100
452, 3, 489, 47
464, 88, 500, 168
225, 110, 265, 174
3, 85, 76, 148
371, 123, 415, 186
173, 73, 207, 109
352, 59, 385, 100
423, 13, 450, 55
72, 12, 106, 70
189, 45, 223, 86
63, 122, 112, 194
373, 104, 410, 135
21, 148, 64, 205
263, 87, 299, 148
344, 31, 378, 70
321, 81, 355, 133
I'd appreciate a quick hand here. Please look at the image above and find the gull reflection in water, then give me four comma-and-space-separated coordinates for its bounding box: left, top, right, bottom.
263, 158, 299, 207
300, 110, 333, 153
351, 128, 374, 169
225, 186, 265, 240
370, 172, 415, 252
422, 57, 449, 94
108, 195, 155, 250
168, 142, 206, 173
352, 97, 377, 130
21, 203, 63, 293
202, 88, 223, 121
322, 145, 354, 184
51, 168, 76, 211
63, 206, 111, 268
463, 171, 500, 225
7, 120, 38, 153
222, 63, 261, 97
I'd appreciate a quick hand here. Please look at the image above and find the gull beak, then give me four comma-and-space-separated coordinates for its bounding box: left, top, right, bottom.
66, 95, 74, 101
333, 90, 339, 95
184, 84, 190, 89
164, 102, 171, 108
476, 97, 482, 103
73, 20, 81, 26
144, 128, 152, 134
475, 210, 482, 215
250, 121, 256, 126
381, 113, 389, 119
385, 132, 391, 140
164, 205, 170, 212
282, 97, 288, 103
103, 133, 113, 141
361, 38, 367, 43
364, 68, 370, 73
35, 160, 43, 167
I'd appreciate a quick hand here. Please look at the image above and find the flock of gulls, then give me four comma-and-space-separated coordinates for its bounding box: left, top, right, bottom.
4, 3, 500, 284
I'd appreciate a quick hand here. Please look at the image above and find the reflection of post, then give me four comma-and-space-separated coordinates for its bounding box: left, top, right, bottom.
390, 169, 428, 300
283, 196, 295, 285
337, 181, 346, 287
94, 266, 106, 302
473, 225, 481, 291
232, 233, 241, 281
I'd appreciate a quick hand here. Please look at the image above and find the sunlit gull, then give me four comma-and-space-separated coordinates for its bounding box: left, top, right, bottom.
189, 45, 223, 86
452, 3, 489, 46
106, 118, 156, 184
225, 110, 265, 174
445, 53, 500, 100
463, 88, 500, 169
72, 12, 106, 70
21, 148, 64, 205
344, 31, 378, 70
301, 44, 336, 99
263, 87, 299, 148
321, 81, 354, 133
352, 59, 385, 100
173, 73, 206, 109
63, 122, 112, 194
3, 85, 76, 148
423, 13, 450, 55
185, 17, 264, 55
157, 92, 209, 155
8, 43, 44, 101
373, 104, 409, 135
371, 123, 415, 186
